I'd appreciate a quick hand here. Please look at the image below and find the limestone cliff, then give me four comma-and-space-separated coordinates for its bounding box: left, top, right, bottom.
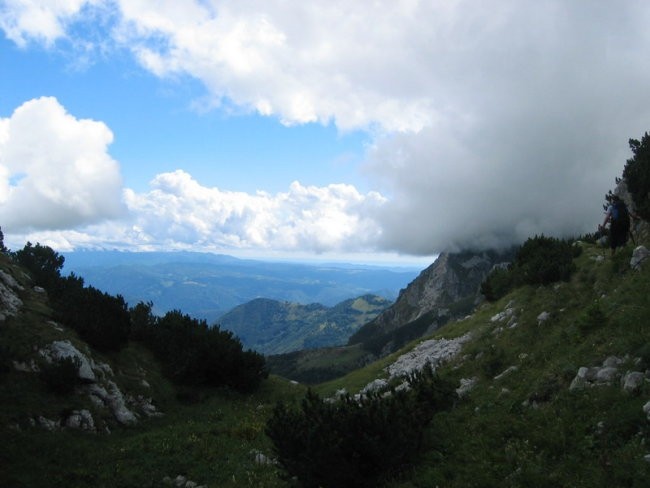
348, 249, 515, 356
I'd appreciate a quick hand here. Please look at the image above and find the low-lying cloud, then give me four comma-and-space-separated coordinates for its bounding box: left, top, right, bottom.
121, 170, 385, 253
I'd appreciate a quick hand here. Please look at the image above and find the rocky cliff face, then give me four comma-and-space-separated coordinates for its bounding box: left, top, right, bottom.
349, 249, 515, 356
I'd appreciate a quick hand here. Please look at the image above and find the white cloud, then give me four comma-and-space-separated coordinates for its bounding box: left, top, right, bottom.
0, 97, 125, 232
121, 170, 385, 253
109, 0, 439, 132
106, 1, 650, 252
4, 2, 650, 255
0, 0, 102, 47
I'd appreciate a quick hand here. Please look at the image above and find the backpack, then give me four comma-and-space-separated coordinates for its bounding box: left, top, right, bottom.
611, 201, 630, 233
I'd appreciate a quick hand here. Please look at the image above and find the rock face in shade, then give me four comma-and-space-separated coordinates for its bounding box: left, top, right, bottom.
348, 248, 515, 356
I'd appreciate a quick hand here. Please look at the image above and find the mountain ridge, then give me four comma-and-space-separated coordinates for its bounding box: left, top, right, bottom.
218, 294, 391, 355
348, 248, 516, 356
61, 251, 419, 323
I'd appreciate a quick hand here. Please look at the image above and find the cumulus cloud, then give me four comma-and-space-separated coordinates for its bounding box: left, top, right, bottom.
120, 170, 385, 253
0, 0, 102, 47
4, 1, 650, 255
3, 171, 387, 259
0, 97, 125, 232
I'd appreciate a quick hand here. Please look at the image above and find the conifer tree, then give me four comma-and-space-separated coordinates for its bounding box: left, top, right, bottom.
0, 226, 6, 253
623, 131, 650, 219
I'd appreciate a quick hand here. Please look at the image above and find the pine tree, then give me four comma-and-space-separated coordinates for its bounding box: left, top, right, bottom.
623, 132, 650, 219
0, 226, 6, 253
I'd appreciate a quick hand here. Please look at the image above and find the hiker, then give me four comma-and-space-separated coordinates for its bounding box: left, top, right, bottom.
599, 195, 631, 255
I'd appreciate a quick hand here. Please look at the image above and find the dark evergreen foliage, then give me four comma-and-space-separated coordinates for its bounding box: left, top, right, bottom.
11, 241, 65, 291
515, 235, 579, 285
9, 241, 266, 391
0, 226, 6, 252
480, 265, 514, 302
481, 235, 580, 302
0, 344, 11, 377
54, 283, 131, 352
129, 303, 267, 392
39, 356, 82, 395
623, 132, 650, 220
12, 243, 131, 351
266, 366, 456, 488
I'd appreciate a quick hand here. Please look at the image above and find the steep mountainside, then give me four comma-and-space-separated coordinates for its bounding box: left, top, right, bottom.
315, 235, 650, 487
348, 248, 516, 355
219, 295, 390, 355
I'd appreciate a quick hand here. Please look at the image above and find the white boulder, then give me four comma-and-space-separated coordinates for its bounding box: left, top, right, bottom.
630, 246, 650, 270
39, 340, 96, 381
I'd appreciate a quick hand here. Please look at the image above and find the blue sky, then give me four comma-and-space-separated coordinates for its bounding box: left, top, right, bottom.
1, 1, 650, 266
0, 34, 368, 195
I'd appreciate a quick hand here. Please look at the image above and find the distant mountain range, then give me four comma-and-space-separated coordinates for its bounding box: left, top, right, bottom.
62, 251, 421, 324
218, 295, 391, 355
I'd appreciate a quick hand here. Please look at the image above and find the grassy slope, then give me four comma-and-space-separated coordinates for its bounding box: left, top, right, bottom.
1, 376, 304, 488
0, 252, 306, 488
2, 236, 650, 487
352, 239, 649, 487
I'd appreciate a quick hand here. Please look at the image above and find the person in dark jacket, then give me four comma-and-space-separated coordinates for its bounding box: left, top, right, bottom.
600, 195, 631, 255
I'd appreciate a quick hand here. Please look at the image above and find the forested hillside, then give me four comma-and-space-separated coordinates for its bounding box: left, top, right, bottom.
218, 295, 390, 354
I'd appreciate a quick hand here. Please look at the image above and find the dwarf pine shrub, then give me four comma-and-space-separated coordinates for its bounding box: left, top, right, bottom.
481, 235, 580, 301
266, 365, 455, 488
40, 356, 81, 395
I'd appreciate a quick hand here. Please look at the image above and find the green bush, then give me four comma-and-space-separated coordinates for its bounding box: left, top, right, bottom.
129, 304, 267, 392
40, 356, 81, 395
0, 226, 6, 253
514, 235, 579, 285
0, 344, 11, 378
481, 235, 580, 301
577, 302, 607, 333
266, 366, 456, 488
480, 266, 514, 302
11, 243, 131, 352
11, 242, 64, 290
53, 278, 131, 352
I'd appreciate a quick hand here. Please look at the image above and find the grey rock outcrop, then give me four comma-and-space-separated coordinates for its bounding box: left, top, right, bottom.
34, 339, 157, 428
630, 246, 650, 270
64, 409, 95, 431
536, 311, 551, 325
0, 269, 23, 321
349, 249, 514, 356
39, 340, 96, 381
162, 475, 207, 488
35, 416, 59, 431
621, 371, 646, 394
88, 381, 138, 425
569, 356, 649, 392
354, 332, 473, 397
456, 377, 478, 398
387, 333, 473, 379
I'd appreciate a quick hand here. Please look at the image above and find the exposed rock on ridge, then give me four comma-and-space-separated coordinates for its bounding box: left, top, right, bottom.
349, 249, 514, 356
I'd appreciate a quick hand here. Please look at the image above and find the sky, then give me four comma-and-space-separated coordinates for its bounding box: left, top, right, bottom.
1, 1, 650, 266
